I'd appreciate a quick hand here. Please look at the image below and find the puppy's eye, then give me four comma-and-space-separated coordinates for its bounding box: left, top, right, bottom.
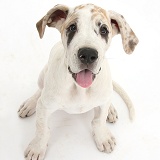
100, 25, 109, 35
68, 24, 77, 32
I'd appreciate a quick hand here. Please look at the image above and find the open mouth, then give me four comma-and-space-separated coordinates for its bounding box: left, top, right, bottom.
68, 67, 96, 88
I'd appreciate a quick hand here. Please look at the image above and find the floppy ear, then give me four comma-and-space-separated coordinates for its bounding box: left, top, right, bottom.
36, 4, 69, 38
109, 10, 139, 54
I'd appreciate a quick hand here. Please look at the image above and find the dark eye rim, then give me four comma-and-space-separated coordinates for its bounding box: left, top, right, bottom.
100, 25, 109, 35
67, 23, 77, 32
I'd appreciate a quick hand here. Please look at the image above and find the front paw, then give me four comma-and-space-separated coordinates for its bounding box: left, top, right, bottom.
24, 137, 48, 160
93, 129, 116, 153
18, 98, 36, 118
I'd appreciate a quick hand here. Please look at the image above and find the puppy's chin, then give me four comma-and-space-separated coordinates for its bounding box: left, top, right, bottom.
68, 67, 101, 88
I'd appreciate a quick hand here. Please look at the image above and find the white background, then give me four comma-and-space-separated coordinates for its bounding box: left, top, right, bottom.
0, 0, 160, 159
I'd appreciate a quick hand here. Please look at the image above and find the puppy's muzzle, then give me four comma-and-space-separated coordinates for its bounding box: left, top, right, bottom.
68, 48, 99, 88
78, 47, 98, 64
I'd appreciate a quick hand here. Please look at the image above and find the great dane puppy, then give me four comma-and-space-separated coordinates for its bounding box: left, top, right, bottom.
18, 3, 138, 160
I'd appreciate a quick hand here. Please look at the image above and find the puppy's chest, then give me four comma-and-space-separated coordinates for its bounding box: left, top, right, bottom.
59, 87, 109, 114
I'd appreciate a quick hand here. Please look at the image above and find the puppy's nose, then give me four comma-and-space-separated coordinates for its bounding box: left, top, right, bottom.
78, 48, 98, 64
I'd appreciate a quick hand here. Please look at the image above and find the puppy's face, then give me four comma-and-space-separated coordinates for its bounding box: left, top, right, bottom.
60, 4, 112, 88
36, 4, 138, 88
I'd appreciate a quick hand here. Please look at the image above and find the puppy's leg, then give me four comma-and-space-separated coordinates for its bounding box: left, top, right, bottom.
18, 90, 41, 118
18, 65, 47, 118
24, 98, 54, 160
92, 104, 116, 153
107, 104, 118, 123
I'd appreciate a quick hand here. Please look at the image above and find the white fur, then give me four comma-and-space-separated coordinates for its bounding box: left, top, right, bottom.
18, 4, 138, 160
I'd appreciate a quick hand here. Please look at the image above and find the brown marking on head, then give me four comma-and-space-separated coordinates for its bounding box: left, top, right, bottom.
60, 13, 78, 35
99, 8, 108, 19
91, 13, 106, 21
93, 5, 100, 11
91, 8, 97, 13
91, 6, 109, 22
74, 4, 85, 11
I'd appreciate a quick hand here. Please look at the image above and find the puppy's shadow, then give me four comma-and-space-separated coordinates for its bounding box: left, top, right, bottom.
48, 110, 94, 148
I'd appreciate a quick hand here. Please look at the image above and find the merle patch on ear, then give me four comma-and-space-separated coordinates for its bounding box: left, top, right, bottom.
109, 10, 139, 54
36, 5, 69, 38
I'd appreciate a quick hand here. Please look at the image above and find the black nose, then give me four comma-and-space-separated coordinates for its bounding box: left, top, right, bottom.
78, 48, 98, 64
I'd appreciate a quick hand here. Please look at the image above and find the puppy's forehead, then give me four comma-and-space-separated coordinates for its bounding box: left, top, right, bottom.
69, 4, 109, 22
61, 4, 110, 34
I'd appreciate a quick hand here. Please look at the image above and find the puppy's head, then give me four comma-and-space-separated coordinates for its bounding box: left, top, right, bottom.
36, 4, 139, 88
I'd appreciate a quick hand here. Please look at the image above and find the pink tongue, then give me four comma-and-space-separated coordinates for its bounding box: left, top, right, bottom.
76, 70, 93, 88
